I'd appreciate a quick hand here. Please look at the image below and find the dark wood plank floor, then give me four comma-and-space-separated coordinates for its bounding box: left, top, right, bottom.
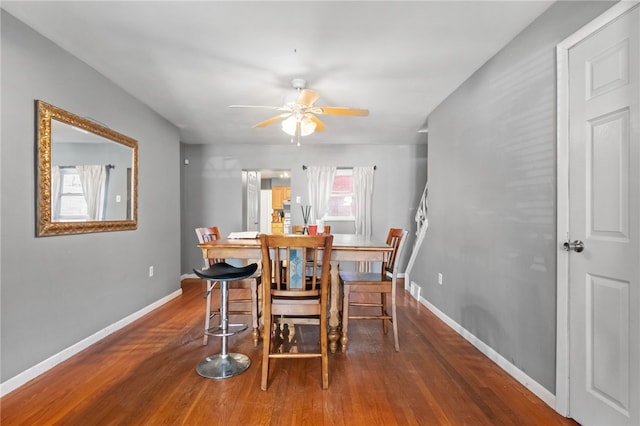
1, 279, 578, 425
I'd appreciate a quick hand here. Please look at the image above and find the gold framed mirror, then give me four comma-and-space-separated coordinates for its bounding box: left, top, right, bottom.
36, 100, 138, 236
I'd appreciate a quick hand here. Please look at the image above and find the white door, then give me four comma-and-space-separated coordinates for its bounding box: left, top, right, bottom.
567, 5, 639, 425
244, 170, 260, 232
260, 189, 272, 233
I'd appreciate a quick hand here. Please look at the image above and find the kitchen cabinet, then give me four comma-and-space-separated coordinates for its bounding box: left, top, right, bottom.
272, 186, 290, 209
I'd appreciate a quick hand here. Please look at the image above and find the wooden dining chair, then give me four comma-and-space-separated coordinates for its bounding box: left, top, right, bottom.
258, 234, 334, 390
195, 227, 262, 346
339, 228, 408, 352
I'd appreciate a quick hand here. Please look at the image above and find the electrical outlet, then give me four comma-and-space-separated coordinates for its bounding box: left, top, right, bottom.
149, 266, 154, 277
438, 273, 443, 285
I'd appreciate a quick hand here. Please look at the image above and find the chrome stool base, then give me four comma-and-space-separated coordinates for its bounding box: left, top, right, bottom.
196, 353, 251, 379
205, 322, 248, 337
193, 262, 258, 381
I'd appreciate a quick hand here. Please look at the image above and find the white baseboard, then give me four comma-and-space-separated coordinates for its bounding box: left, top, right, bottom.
180, 272, 198, 280
409, 284, 556, 410
0, 288, 183, 397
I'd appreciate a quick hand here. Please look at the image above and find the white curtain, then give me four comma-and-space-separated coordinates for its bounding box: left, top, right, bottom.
306, 166, 336, 224
354, 166, 375, 272
77, 165, 107, 220
353, 166, 375, 238
51, 166, 61, 218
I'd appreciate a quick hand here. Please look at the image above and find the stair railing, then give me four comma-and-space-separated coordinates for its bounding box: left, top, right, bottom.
405, 182, 428, 290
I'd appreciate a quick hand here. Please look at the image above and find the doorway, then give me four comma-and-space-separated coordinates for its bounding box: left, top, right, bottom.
242, 169, 291, 233
557, 3, 639, 424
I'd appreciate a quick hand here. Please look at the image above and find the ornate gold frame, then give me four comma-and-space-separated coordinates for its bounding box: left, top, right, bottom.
36, 100, 138, 236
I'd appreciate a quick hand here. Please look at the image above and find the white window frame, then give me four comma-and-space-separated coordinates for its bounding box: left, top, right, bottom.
323, 168, 355, 222
54, 167, 89, 221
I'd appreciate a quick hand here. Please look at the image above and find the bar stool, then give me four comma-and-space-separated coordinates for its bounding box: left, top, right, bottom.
193, 261, 258, 379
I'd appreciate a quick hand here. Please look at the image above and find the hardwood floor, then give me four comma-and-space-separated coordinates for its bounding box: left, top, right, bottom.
1, 279, 577, 425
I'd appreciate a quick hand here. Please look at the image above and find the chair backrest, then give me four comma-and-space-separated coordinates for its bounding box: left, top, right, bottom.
383, 228, 408, 277
259, 234, 333, 300
195, 227, 224, 265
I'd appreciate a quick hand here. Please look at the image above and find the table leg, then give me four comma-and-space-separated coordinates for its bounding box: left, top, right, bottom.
328, 260, 341, 354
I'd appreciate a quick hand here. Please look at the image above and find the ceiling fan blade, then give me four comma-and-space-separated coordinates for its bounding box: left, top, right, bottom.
253, 113, 291, 128
307, 114, 326, 132
296, 89, 320, 106
315, 107, 369, 116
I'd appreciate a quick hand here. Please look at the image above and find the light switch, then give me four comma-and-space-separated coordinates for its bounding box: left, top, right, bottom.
115, 195, 122, 203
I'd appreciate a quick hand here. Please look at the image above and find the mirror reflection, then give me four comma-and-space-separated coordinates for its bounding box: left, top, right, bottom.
37, 100, 138, 236
51, 119, 134, 222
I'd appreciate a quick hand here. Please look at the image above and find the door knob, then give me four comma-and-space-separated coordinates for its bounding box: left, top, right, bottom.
563, 240, 584, 253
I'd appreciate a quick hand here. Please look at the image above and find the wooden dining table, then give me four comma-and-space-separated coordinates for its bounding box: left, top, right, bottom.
198, 233, 392, 353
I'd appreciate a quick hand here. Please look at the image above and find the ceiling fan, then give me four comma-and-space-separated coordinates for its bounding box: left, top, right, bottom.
230, 78, 369, 145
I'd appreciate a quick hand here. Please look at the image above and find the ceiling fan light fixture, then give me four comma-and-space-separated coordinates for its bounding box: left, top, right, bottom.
281, 116, 316, 136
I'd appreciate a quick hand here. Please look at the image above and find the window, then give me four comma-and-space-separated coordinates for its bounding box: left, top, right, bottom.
325, 168, 355, 220
55, 168, 88, 221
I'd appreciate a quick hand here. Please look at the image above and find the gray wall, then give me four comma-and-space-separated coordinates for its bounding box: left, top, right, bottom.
1, 11, 181, 382
180, 143, 427, 274
411, 1, 614, 393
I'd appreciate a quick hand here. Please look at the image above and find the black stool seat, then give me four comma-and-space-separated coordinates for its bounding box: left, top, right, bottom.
193, 262, 258, 281
192, 261, 258, 380
195, 262, 258, 339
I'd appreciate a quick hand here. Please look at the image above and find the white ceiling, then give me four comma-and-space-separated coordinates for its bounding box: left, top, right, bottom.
2, 1, 554, 146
